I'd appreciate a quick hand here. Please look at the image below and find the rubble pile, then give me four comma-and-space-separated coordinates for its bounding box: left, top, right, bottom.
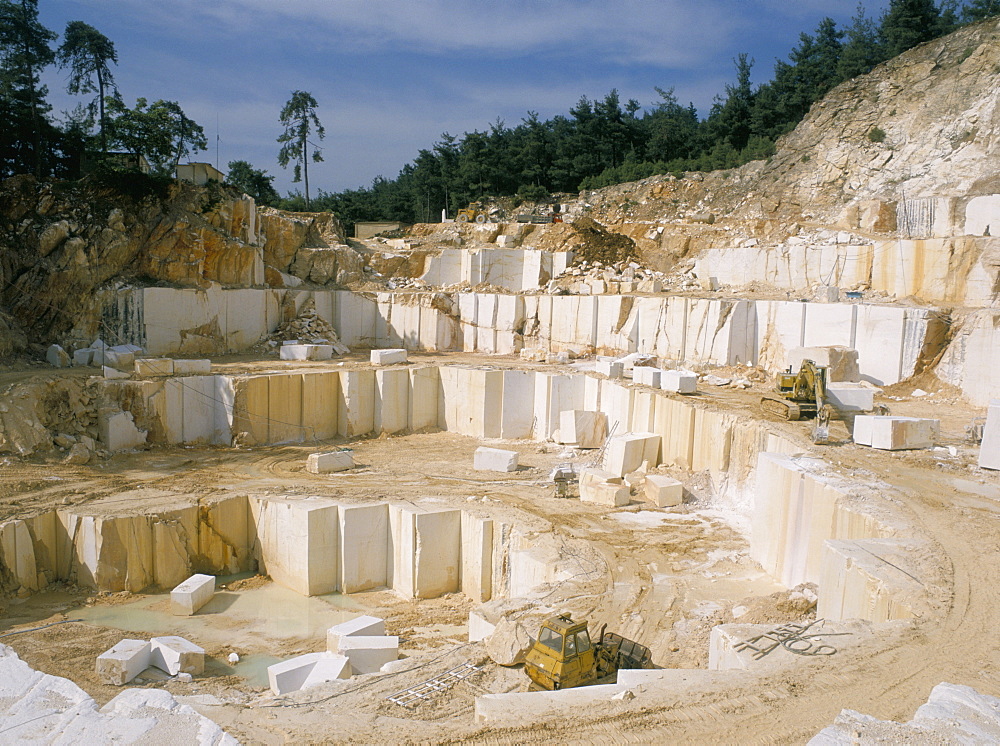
270, 298, 350, 354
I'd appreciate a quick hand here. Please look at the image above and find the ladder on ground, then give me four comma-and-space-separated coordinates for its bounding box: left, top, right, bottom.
386, 662, 482, 707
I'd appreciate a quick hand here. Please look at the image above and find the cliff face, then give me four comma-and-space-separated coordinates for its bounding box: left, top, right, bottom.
583, 17, 1000, 248
0, 175, 353, 356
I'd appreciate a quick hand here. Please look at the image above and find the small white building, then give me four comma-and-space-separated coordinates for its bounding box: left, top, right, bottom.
176, 162, 225, 185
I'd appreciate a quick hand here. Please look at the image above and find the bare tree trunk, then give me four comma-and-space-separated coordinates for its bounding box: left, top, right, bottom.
302, 136, 310, 209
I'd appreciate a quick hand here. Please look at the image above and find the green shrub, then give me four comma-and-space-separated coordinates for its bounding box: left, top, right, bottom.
868, 127, 886, 143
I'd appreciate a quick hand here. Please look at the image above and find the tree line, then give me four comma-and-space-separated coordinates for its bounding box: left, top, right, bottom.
1, 0, 997, 228
249, 0, 996, 231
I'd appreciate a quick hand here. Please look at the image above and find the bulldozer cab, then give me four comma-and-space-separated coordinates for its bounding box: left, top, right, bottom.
524, 615, 597, 690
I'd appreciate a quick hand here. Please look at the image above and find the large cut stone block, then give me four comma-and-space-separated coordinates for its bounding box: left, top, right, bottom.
709, 620, 872, 672
337, 636, 399, 674
660, 370, 697, 394
632, 366, 661, 388
595, 359, 624, 378
474, 447, 518, 472
338, 369, 375, 436
268, 652, 348, 695
253, 497, 340, 596
855, 415, 938, 450
603, 433, 661, 478
461, 512, 493, 603
558, 410, 608, 449
150, 636, 205, 675
279, 344, 312, 361
391, 505, 462, 599
339, 503, 388, 593
375, 368, 409, 434
818, 539, 921, 622
301, 371, 339, 441
305, 451, 354, 473
96, 640, 150, 686
326, 615, 386, 652
500, 370, 536, 439
786, 346, 860, 382
824, 383, 874, 413
408, 366, 440, 431
644, 475, 683, 507
173, 359, 211, 375
170, 573, 216, 615
978, 400, 1000, 470
579, 467, 630, 506
98, 410, 147, 452
134, 358, 174, 377
371, 348, 408, 365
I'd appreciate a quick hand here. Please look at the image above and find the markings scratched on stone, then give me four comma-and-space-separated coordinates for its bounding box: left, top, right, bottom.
733, 619, 850, 660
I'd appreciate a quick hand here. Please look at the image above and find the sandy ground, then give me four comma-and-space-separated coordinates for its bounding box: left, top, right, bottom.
1, 359, 999, 743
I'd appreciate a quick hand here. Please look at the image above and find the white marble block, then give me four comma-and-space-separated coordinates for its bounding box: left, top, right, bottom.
603, 433, 661, 477
149, 636, 205, 676
96, 640, 150, 686
468, 610, 497, 642
279, 344, 312, 361
474, 447, 518, 472
302, 654, 352, 688
660, 370, 698, 394
644, 475, 683, 507
134, 358, 174, 377
579, 467, 631, 507
824, 382, 874, 413
371, 348, 408, 365
253, 498, 340, 596
339, 503, 388, 593
170, 573, 216, 615
173, 359, 212, 375
306, 451, 354, 474
46, 343, 70, 367
595, 359, 624, 378
268, 652, 351, 695
98, 410, 147, 452
787, 346, 860, 382
558, 410, 608, 449
337, 636, 399, 674
73, 348, 94, 367
326, 615, 386, 653
978, 400, 1000, 470
871, 417, 938, 450
632, 366, 661, 388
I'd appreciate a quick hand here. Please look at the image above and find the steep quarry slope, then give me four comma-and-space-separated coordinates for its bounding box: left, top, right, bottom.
582, 17, 1000, 277
0, 176, 354, 356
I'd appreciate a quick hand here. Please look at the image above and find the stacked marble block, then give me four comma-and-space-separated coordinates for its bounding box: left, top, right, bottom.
134, 358, 212, 377
579, 468, 630, 507
854, 416, 939, 450
250, 497, 493, 603
603, 433, 661, 478
752, 453, 922, 622
97, 636, 205, 685
326, 617, 398, 675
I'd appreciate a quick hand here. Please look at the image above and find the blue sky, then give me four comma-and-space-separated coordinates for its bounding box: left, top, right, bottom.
38, 0, 889, 195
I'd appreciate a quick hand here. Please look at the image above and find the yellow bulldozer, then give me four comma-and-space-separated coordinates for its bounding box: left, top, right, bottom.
524, 614, 652, 690
456, 202, 490, 223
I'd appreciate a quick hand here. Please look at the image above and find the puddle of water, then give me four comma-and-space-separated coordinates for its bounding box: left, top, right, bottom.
74, 575, 373, 657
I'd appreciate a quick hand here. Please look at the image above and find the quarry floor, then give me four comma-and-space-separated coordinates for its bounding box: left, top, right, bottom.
2, 357, 1000, 742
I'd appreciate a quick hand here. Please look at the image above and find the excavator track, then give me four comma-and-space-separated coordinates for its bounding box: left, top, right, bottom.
761, 396, 802, 421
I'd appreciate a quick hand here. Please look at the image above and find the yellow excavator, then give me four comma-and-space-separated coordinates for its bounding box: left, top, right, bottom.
760, 359, 835, 444
524, 615, 652, 690
456, 202, 490, 223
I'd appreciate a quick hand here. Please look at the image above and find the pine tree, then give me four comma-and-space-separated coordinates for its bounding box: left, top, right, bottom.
962, 0, 1000, 21
277, 90, 325, 209
837, 3, 884, 80
56, 21, 118, 153
0, 0, 56, 177
879, 0, 941, 59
